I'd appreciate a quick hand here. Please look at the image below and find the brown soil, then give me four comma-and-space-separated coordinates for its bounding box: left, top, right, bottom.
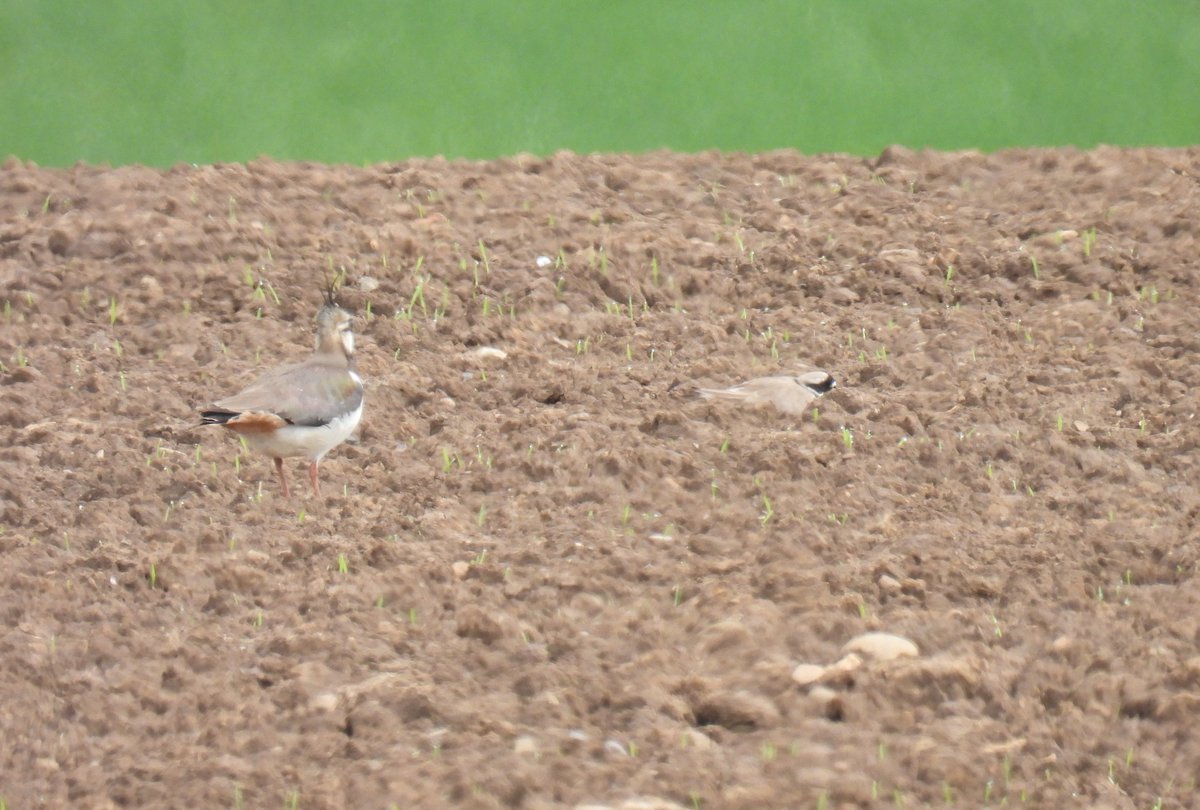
2, 146, 1199, 809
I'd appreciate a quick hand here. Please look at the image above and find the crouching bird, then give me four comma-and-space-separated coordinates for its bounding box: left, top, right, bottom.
697, 369, 836, 416
201, 290, 363, 497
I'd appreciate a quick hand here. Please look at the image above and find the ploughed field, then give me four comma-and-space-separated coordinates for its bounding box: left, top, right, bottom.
1, 146, 1199, 808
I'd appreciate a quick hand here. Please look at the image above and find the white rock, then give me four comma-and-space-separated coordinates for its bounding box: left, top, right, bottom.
842, 632, 919, 661
791, 663, 825, 687
514, 735, 538, 755
536, 255, 553, 268
309, 692, 339, 712
603, 739, 629, 756
808, 685, 839, 706
618, 799, 692, 810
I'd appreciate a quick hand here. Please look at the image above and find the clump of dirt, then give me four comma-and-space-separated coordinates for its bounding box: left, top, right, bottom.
1, 145, 1199, 807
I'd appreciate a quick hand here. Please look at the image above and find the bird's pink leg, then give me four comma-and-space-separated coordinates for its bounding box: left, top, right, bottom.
308, 461, 321, 497
274, 457, 290, 497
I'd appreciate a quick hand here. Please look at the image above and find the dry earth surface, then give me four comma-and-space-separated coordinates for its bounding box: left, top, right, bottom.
2, 145, 1200, 809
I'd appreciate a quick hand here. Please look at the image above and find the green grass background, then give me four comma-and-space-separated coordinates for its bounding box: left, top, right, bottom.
2, 1, 1198, 167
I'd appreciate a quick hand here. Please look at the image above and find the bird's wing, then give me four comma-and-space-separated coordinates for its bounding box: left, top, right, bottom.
214, 358, 363, 427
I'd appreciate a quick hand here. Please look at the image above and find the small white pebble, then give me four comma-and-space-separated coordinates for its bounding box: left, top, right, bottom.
791, 664, 825, 687
604, 739, 629, 756
842, 632, 919, 661
535, 255, 553, 268
808, 685, 839, 705
310, 692, 339, 712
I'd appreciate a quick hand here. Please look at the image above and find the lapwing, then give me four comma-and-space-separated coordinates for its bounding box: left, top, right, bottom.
201, 290, 364, 497
697, 369, 836, 416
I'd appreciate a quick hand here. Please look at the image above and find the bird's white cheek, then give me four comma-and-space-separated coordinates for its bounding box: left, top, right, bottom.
342, 332, 355, 355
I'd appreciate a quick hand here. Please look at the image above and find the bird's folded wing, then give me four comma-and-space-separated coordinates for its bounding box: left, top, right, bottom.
215, 360, 362, 427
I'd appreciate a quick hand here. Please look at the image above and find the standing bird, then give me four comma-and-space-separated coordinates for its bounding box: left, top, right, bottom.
201, 291, 364, 497
697, 369, 836, 416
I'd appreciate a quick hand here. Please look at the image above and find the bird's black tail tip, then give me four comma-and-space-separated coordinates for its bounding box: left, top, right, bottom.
200, 410, 236, 426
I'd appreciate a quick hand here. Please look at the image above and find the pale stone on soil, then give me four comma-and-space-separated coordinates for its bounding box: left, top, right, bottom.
877, 573, 902, 594
514, 735, 538, 755
309, 692, 339, 712
791, 663, 825, 687
618, 800, 692, 810
575, 799, 692, 810
603, 739, 630, 757
808, 685, 839, 706
842, 632, 919, 661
